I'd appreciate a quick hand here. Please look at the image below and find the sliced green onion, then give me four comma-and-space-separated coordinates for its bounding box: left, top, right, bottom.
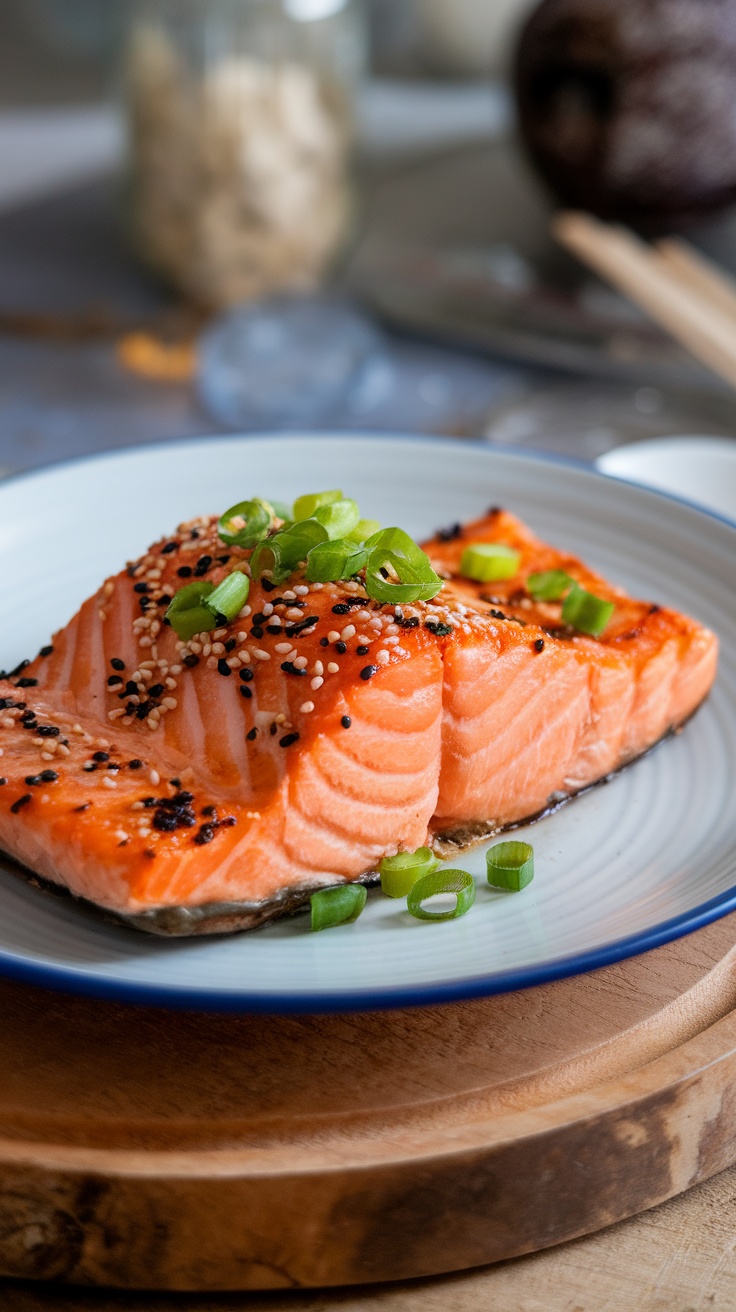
268, 499, 293, 524
312, 497, 361, 540
310, 883, 367, 931
251, 519, 328, 584
486, 841, 534, 891
527, 569, 573, 601
217, 498, 274, 549
407, 868, 476, 921
363, 528, 443, 604
293, 489, 342, 521
460, 542, 521, 583
561, 584, 615, 637
347, 517, 381, 544
379, 847, 439, 898
205, 570, 250, 622
166, 581, 217, 641
305, 538, 369, 583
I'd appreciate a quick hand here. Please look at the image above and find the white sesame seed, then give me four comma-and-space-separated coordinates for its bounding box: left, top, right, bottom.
341, 624, 356, 640
107, 708, 125, 721
356, 610, 371, 622
102, 776, 118, 789
214, 628, 228, 640
357, 635, 372, 644
206, 656, 217, 669
41, 751, 54, 761
299, 701, 315, 713
294, 585, 309, 596
283, 590, 297, 601
275, 643, 292, 654
226, 657, 240, 670
162, 697, 177, 710
377, 650, 390, 665
139, 636, 153, 648
122, 716, 134, 726
211, 642, 225, 656
165, 677, 177, 689
149, 770, 160, 785
384, 635, 399, 645
262, 603, 274, 616
327, 630, 340, 643
275, 713, 286, 724
385, 623, 399, 635
147, 717, 158, 730
202, 644, 212, 657
327, 662, 339, 674
189, 642, 202, 654
310, 581, 323, 590
313, 660, 324, 676
293, 656, 308, 670
237, 631, 248, 643
131, 801, 145, 811
254, 649, 270, 661
140, 660, 156, 670
266, 615, 282, 628
311, 676, 324, 690
114, 830, 130, 843
285, 608, 303, 620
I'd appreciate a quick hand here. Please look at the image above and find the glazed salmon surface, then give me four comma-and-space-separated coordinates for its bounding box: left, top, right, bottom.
0, 507, 717, 930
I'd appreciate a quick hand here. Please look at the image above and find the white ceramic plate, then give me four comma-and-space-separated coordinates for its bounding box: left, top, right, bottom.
597, 436, 736, 520
0, 435, 735, 1013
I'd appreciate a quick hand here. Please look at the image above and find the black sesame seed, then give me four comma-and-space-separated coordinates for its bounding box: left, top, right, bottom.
37, 725, 60, 738
24, 775, 42, 786
214, 612, 228, 627
220, 816, 237, 827
10, 793, 32, 813
39, 769, 58, 783
239, 685, 252, 699
111, 658, 125, 671
239, 667, 254, 682
225, 638, 237, 652
170, 778, 181, 788
251, 626, 264, 639
266, 623, 282, 635
341, 715, 351, 729
279, 732, 300, 748
129, 759, 143, 770
190, 529, 200, 539
15, 677, 38, 688
217, 554, 231, 565
162, 541, 179, 554
281, 661, 307, 677
246, 727, 257, 741
134, 582, 150, 594
183, 654, 200, 668
261, 578, 275, 592
489, 609, 507, 621
424, 620, 453, 636
356, 645, 369, 656
217, 658, 232, 677
335, 641, 347, 654
534, 638, 545, 652
177, 566, 192, 578
194, 824, 216, 845
360, 665, 378, 681
332, 603, 350, 615
252, 613, 266, 625
148, 684, 164, 698
436, 522, 462, 542
39, 645, 54, 658
270, 723, 278, 736
9, 659, 29, 678
397, 616, 419, 630
194, 555, 212, 576
83, 762, 97, 772
0, 779, 6, 786
73, 802, 90, 812
107, 675, 123, 687
125, 681, 138, 696
93, 751, 110, 763
157, 595, 172, 607
320, 637, 329, 647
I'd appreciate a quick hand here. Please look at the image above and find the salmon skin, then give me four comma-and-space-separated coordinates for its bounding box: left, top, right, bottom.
0, 507, 717, 935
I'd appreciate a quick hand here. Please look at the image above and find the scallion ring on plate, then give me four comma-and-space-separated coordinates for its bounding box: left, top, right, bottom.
379, 847, 438, 898
205, 570, 250, 623
217, 497, 274, 549
310, 883, 367, 931
251, 519, 329, 584
165, 581, 217, 641
407, 868, 476, 921
312, 497, 361, 540
460, 542, 521, 583
486, 841, 534, 891
363, 527, 444, 604
293, 489, 343, 521
526, 569, 573, 601
561, 584, 615, 637
305, 538, 369, 583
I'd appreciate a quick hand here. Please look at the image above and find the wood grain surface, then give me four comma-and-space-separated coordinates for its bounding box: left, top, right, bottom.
1, 911, 736, 1291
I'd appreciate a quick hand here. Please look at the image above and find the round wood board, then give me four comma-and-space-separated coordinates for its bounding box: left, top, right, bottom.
2, 914, 736, 1292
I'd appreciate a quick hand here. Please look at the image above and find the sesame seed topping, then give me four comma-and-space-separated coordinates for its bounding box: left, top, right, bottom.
300, 701, 315, 713
149, 769, 160, 786
254, 649, 270, 661
327, 630, 340, 643
311, 676, 324, 690
275, 643, 292, 654
341, 625, 356, 641
360, 665, 378, 681
341, 715, 351, 728
327, 662, 339, 674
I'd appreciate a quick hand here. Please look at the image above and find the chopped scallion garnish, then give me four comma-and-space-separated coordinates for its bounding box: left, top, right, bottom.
486, 841, 534, 891
293, 489, 342, 521
407, 868, 476, 921
217, 498, 274, 549
166, 582, 217, 641
526, 569, 573, 601
305, 538, 369, 583
379, 847, 438, 898
561, 585, 615, 637
310, 883, 367, 931
347, 517, 381, 544
251, 519, 329, 584
205, 570, 250, 622
268, 499, 293, 524
460, 542, 521, 583
363, 528, 443, 604
312, 497, 361, 540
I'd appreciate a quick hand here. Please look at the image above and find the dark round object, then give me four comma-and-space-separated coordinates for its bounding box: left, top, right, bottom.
515, 0, 736, 224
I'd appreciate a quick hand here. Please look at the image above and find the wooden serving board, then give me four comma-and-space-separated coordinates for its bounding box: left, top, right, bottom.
2, 913, 736, 1292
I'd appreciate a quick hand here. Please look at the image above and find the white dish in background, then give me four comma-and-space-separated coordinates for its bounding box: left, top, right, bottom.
0, 434, 735, 1013
597, 436, 736, 522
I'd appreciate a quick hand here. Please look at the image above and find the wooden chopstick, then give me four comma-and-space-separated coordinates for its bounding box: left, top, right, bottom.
655, 237, 736, 326
553, 210, 736, 390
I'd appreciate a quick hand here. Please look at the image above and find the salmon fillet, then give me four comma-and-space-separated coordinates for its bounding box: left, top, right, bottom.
0, 507, 717, 934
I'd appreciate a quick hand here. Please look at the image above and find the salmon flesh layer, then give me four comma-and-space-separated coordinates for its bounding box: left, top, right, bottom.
0, 509, 718, 934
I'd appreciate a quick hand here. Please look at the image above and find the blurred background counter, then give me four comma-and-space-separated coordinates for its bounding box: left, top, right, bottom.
1, 0, 736, 477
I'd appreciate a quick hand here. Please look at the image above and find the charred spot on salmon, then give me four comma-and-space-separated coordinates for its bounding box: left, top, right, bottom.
39, 645, 54, 658
436, 522, 462, 542
177, 566, 192, 578
281, 661, 307, 677
279, 732, 300, 748
534, 638, 545, 652
183, 654, 199, 668
10, 794, 32, 814
246, 727, 257, 741
425, 620, 453, 636
15, 678, 38, 689
110, 658, 125, 671
217, 659, 232, 677
341, 715, 352, 729
360, 665, 379, 680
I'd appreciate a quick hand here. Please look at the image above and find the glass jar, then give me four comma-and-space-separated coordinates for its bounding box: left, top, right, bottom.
126, 0, 367, 308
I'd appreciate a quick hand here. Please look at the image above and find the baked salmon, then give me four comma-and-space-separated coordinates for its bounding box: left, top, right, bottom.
0, 500, 717, 933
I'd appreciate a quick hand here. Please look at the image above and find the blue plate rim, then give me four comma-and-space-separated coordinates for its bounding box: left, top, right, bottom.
1, 431, 735, 1014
